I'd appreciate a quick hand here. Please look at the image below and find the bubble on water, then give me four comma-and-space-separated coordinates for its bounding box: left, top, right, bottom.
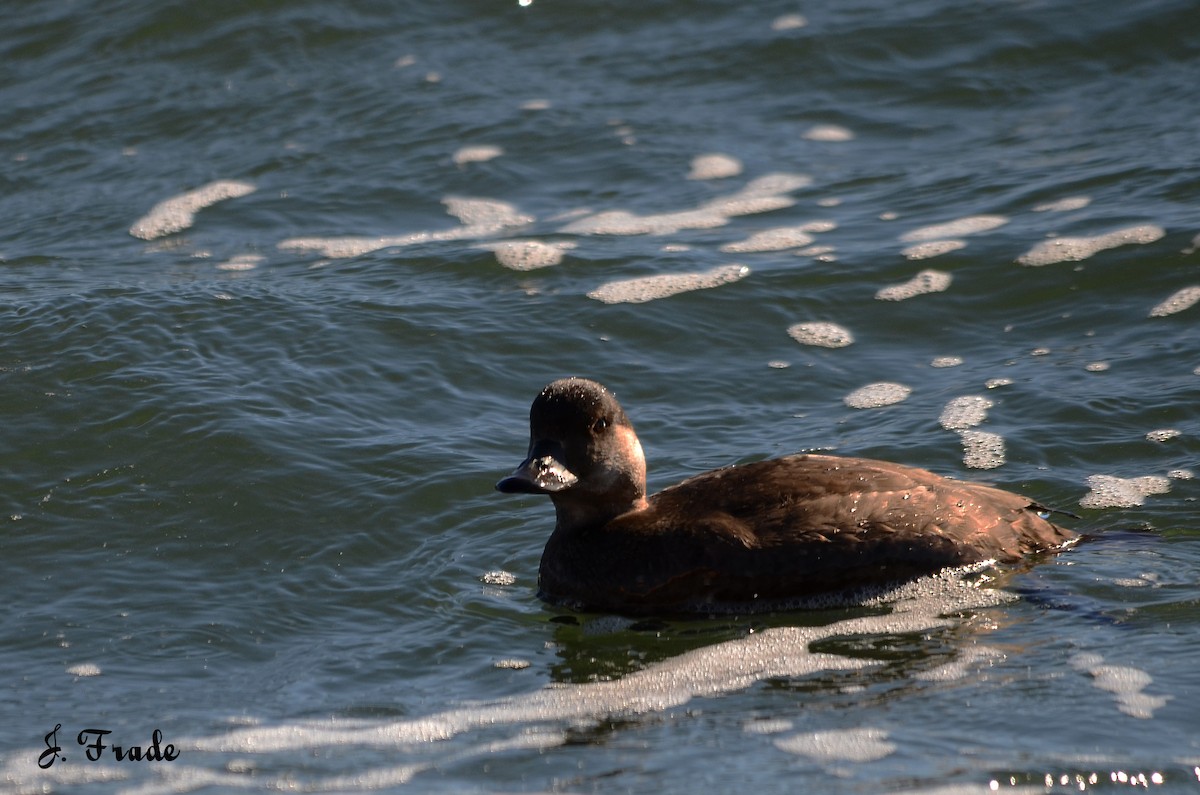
1079, 474, 1171, 509
902, 240, 966, 260
1017, 224, 1165, 266
875, 269, 952, 301
1148, 285, 1200, 317
774, 728, 894, 762
280, 198, 532, 258
482, 239, 576, 270
900, 215, 1007, 243
767, 360, 790, 369
130, 179, 256, 240
1169, 469, 1194, 480
687, 153, 743, 180
1085, 362, 1110, 372
480, 570, 517, 586
939, 395, 993, 430
1031, 347, 1051, 356
959, 430, 1006, 469
771, 13, 807, 31
803, 124, 855, 142
217, 254, 265, 271
1145, 429, 1181, 443
844, 382, 911, 409
721, 226, 815, 253
452, 145, 503, 166
984, 377, 1013, 389
587, 264, 749, 304
930, 356, 963, 368
67, 663, 102, 677
394, 54, 417, 68
1032, 196, 1091, 212
787, 321, 854, 348
520, 98, 551, 111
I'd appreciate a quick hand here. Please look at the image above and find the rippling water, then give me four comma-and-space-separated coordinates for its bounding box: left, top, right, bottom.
3, 2, 1198, 793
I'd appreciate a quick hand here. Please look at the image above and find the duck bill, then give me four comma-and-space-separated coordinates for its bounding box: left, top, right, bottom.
496, 443, 578, 494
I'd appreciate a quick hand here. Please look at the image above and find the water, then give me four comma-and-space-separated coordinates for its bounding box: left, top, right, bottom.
2, 1, 1198, 792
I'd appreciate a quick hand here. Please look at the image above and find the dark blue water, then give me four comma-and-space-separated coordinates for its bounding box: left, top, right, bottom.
3, 2, 1198, 793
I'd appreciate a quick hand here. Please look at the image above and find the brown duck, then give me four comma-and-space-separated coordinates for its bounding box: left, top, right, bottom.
497, 377, 1076, 613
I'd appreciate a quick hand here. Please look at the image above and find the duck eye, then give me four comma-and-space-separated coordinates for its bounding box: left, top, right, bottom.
591, 417, 609, 433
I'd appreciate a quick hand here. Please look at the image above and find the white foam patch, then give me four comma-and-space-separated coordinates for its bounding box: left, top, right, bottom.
720, 226, 815, 253
1146, 429, 1181, 442
844, 382, 912, 409
130, 180, 256, 240
743, 718, 794, 735
494, 659, 531, 670
687, 153, 743, 180
443, 197, 528, 228
875, 269, 952, 301
774, 728, 895, 762
803, 124, 855, 142
797, 244, 837, 259
279, 197, 533, 259
1149, 285, 1200, 317
1085, 362, 1110, 372
481, 239, 576, 270
1183, 232, 1200, 254
802, 220, 837, 234
1070, 654, 1169, 719
939, 395, 993, 430
930, 356, 963, 368
1032, 196, 1091, 212
560, 172, 809, 236
452, 145, 504, 166
480, 570, 517, 586
520, 99, 551, 111
915, 645, 1005, 682
216, 254, 264, 272
1079, 474, 1171, 509
1017, 225, 1165, 266
985, 377, 1013, 389
1169, 469, 1194, 480
771, 13, 808, 31
900, 215, 1007, 243
587, 264, 748, 304
67, 662, 101, 677
958, 430, 1006, 470
902, 240, 966, 260
787, 321, 854, 348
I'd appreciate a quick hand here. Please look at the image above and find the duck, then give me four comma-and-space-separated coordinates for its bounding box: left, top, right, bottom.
496, 377, 1077, 614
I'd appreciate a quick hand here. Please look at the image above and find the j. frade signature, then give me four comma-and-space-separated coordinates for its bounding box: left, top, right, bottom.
39, 724, 179, 768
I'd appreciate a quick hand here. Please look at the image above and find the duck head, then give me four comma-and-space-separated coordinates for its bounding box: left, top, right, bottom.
497, 378, 649, 528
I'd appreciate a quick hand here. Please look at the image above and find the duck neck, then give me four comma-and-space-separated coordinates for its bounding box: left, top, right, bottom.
550, 478, 647, 533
